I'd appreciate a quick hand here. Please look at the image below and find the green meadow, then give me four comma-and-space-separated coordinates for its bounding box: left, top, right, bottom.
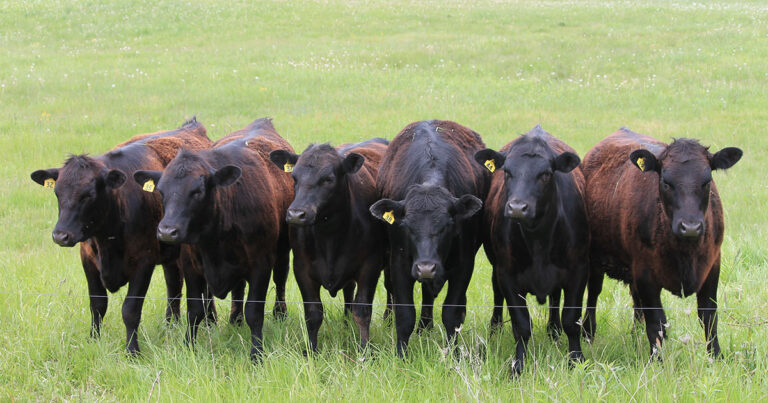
1, 0, 767, 400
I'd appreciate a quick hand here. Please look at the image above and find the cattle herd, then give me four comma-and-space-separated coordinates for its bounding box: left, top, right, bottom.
30, 117, 742, 375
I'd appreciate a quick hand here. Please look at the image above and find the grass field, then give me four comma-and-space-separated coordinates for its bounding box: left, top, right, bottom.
1, 0, 767, 400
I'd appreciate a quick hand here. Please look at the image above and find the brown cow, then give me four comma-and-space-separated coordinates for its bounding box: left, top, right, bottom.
30, 118, 212, 354
582, 127, 742, 359
133, 118, 293, 360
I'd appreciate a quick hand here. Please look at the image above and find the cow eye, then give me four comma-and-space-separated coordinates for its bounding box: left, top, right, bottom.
321, 176, 334, 185
539, 172, 552, 183
190, 189, 203, 199
662, 180, 673, 191
702, 179, 711, 189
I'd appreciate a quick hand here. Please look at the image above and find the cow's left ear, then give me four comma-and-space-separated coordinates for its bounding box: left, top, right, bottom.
30, 168, 59, 187
269, 150, 299, 173
342, 153, 365, 174
553, 152, 580, 173
710, 147, 742, 170
629, 149, 660, 173
452, 194, 483, 220
474, 149, 505, 173
369, 199, 405, 225
105, 169, 127, 189
213, 165, 242, 187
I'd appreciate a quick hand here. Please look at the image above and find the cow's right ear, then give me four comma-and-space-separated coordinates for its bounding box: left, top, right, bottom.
133, 170, 163, 192
369, 199, 405, 225
629, 149, 659, 173
474, 149, 506, 173
31, 168, 59, 187
269, 150, 299, 173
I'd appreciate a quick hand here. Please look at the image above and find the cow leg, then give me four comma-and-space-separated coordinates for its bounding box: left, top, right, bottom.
296, 275, 323, 354
390, 248, 416, 357
229, 280, 245, 325
82, 253, 108, 339
245, 267, 271, 361
582, 266, 603, 340
562, 270, 587, 364
630, 285, 644, 324
183, 270, 207, 346
161, 262, 183, 323
353, 262, 381, 352
506, 292, 532, 376
202, 283, 217, 324
122, 263, 154, 355
490, 266, 504, 333
441, 251, 475, 350
383, 266, 394, 321
343, 283, 355, 318
634, 274, 666, 360
547, 289, 562, 340
272, 238, 290, 320
417, 285, 434, 333
697, 261, 721, 358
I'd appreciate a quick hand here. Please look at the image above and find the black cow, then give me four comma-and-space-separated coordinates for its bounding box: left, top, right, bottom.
30, 118, 211, 354
474, 125, 589, 375
269, 138, 389, 352
133, 118, 293, 360
370, 120, 488, 357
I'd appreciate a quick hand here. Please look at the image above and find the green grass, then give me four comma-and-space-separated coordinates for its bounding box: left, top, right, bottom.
2, 0, 767, 400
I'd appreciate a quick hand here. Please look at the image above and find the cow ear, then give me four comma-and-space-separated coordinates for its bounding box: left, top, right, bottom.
710, 147, 742, 170
452, 194, 483, 220
473, 149, 505, 173
30, 168, 59, 186
629, 149, 659, 173
133, 170, 162, 192
213, 165, 242, 187
269, 150, 299, 173
369, 199, 405, 225
553, 152, 580, 173
105, 169, 127, 189
342, 153, 365, 174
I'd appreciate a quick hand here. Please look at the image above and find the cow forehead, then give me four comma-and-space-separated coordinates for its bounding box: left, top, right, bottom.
297, 146, 342, 170
504, 153, 550, 173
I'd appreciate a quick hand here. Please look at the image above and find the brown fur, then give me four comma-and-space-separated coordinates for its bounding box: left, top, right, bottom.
582, 127, 729, 357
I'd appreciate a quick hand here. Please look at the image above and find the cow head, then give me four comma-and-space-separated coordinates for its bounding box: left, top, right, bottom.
31, 155, 127, 246
134, 150, 241, 244
370, 185, 482, 283
270, 144, 364, 226
474, 137, 579, 227
629, 139, 742, 239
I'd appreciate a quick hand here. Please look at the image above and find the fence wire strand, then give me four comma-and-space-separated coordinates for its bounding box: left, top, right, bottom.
2, 291, 767, 312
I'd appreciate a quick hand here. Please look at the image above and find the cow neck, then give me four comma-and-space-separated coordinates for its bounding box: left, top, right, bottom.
310, 176, 354, 237
90, 188, 124, 243
514, 188, 560, 263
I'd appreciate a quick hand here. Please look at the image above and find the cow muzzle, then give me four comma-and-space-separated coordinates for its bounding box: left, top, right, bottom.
412, 261, 438, 281
157, 223, 181, 243
286, 208, 315, 225
676, 219, 704, 238
505, 200, 530, 220
52, 229, 77, 247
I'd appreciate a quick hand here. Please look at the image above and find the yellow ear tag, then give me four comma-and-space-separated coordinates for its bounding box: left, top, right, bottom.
142, 179, 155, 192
484, 159, 496, 173
637, 157, 646, 172
43, 178, 55, 189
382, 210, 395, 225
284, 163, 294, 173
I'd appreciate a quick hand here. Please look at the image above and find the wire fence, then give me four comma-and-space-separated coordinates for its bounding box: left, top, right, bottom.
2, 291, 767, 312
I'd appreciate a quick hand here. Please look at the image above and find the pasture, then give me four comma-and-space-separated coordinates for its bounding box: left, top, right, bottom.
1, 0, 767, 400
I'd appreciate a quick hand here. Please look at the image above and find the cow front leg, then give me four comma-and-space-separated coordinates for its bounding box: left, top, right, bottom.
547, 289, 562, 340
245, 268, 271, 361
697, 261, 721, 358
82, 251, 107, 339
122, 264, 154, 355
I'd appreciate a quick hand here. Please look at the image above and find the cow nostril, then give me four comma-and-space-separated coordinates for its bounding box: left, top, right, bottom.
520, 204, 528, 212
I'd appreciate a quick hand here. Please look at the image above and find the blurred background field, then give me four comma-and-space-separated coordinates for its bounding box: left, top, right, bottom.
1, 0, 766, 400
